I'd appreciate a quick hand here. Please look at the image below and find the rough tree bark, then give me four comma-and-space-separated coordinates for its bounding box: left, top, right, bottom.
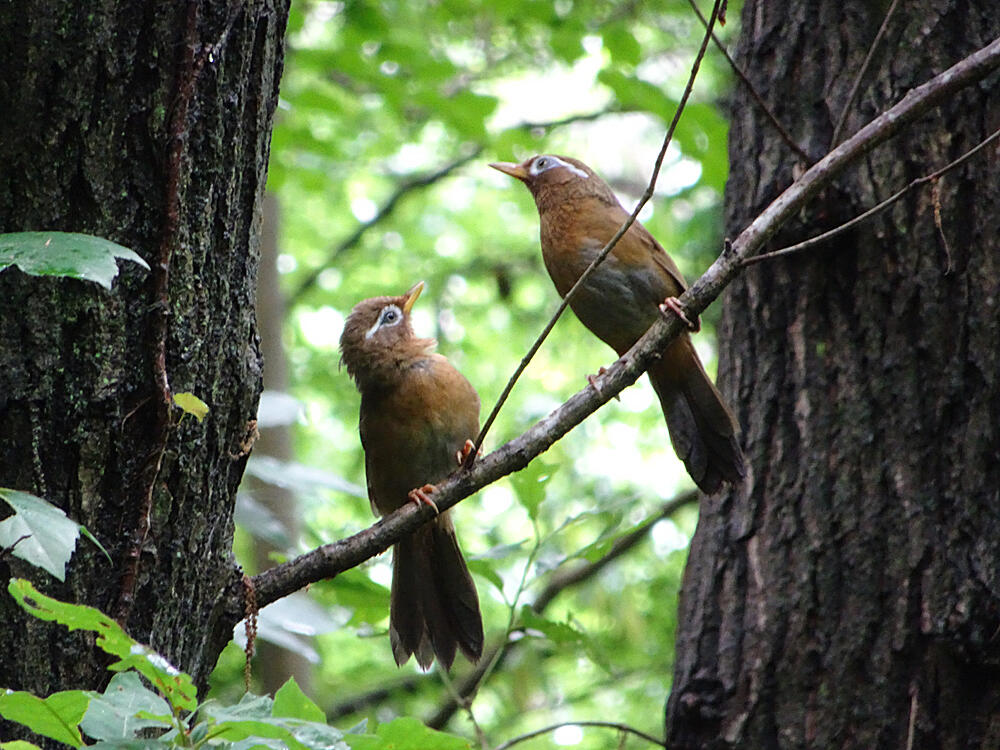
666, 2, 1000, 748
0, 0, 289, 718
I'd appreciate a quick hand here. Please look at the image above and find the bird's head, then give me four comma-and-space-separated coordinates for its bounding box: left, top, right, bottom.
489, 154, 615, 208
339, 281, 433, 387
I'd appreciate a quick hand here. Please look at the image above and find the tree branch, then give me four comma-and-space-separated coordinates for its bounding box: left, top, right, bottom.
229, 35, 1000, 628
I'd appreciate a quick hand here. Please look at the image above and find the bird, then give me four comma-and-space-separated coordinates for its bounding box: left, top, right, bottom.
339, 281, 483, 670
490, 154, 745, 493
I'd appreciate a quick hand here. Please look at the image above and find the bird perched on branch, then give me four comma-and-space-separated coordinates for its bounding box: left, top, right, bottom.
339, 281, 483, 670
490, 154, 745, 493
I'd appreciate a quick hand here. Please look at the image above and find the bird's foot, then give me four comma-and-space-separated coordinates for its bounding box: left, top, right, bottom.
456, 439, 477, 468
407, 484, 439, 514
659, 296, 699, 331
586, 367, 619, 401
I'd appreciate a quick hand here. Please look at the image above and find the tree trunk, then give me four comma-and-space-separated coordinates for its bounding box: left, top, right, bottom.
0, 0, 288, 713
666, 2, 1000, 748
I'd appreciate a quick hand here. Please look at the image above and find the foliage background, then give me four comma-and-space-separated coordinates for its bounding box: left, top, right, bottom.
216, 1, 738, 746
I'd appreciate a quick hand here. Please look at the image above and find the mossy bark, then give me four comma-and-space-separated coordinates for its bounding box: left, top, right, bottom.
666, 2, 1000, 748
0, 0, 289, 721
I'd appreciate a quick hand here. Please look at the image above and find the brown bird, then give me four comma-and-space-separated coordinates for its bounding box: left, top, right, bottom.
339, 281, 483, 670
490, 154, 745, 493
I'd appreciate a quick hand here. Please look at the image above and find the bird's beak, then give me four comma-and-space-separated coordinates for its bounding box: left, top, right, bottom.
489, 161, 529, 182
402, 281, 424, 314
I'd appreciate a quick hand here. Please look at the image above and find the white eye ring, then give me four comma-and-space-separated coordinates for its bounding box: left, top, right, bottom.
365, 304, 403, 339
529, 155, 588, 179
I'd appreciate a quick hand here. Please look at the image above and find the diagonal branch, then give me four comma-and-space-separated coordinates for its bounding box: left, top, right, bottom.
230, 35, 1000, 627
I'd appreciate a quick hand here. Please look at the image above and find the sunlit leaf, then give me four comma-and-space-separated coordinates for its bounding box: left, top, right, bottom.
0, 690, 89, 747
0, 232, 148, 289
8, 579, 197, 712
273, 678, 326, 723
173, 392, 210, 422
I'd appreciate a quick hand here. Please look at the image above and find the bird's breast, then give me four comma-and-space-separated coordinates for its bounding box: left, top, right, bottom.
360, 357, 479, 513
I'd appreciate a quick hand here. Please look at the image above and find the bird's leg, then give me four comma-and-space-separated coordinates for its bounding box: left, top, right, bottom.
456, 439, 477, 467
407, 484, 439, 514
659, 297, 699, 332
586, 367, 620, 401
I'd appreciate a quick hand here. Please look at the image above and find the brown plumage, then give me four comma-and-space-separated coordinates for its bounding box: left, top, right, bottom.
339, 281, 483, 670
490, 154, 745, 493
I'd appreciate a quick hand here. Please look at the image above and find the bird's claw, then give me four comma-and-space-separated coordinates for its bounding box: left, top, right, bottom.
456, 439, 477, 468
407, 484, 439, 514
586, 367, 619, 401
659, 297, 699, 331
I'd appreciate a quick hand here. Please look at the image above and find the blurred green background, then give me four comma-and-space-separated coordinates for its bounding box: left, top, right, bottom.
213, 1, 737, 746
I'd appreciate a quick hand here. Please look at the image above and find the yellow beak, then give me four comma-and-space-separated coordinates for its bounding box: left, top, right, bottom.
402, 281, 424, 314
489, 161, 529, 182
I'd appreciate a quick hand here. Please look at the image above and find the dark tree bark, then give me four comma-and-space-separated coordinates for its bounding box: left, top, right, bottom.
0, 0, 289, 716
665, 3, 1000, 749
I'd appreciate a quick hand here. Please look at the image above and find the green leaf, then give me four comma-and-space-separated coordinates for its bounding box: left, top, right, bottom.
272, 678, 325, 723
173, 392, 210, 422
0, 690, 89, 747
345, 717, 472, 750
7, 579, 197, 712
80, 672, 172, 741
508, 460, 557, 521
519, 607, 585, 645
603, 25, 641, 66
198, 694, 345, 750
0, 232, 149, 289
2, 741, 43, 750
0, 489, 82, 581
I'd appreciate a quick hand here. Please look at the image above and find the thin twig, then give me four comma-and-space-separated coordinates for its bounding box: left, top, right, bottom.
494, 720, 666, 750
830, 0, 901, 146
742, 126, 1000, 267
467, 0, 726, 464
685, 0, 810, 162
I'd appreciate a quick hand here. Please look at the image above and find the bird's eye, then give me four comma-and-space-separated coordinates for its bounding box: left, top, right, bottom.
535, 157, 549, 169
365, 304, 404, 339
